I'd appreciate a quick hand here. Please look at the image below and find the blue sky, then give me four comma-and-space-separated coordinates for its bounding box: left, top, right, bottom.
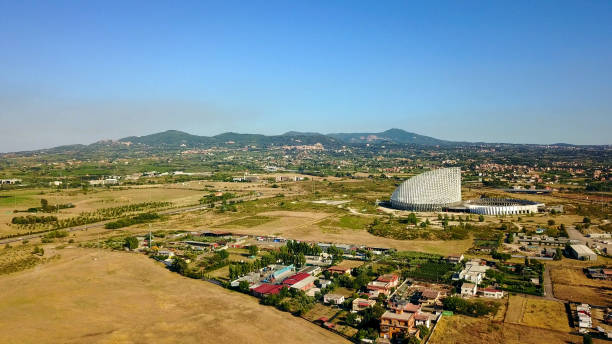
1, 0, 611, 151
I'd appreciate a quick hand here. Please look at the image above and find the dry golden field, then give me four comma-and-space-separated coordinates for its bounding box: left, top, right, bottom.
520, 298, 571, 332
0, 248, 349, 344
549, 266, 612, 306
430, 314, 603, 344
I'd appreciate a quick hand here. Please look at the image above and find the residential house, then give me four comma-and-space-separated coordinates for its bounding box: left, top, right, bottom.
367, 274, 400, 295
367, 281, 393, 295
458, 260, 490, 284
317, 279, 332, 289
461, 282, 477, 297
380, 311, 417, 339
414, 312, 434, 328
388, 299, 420, 314
377, 274, 400, 288
327, 266, 352, 275
480, 287, 504, 299
352, 298, 376, 312
324, 294, 345, 305
306, 287, 320, 297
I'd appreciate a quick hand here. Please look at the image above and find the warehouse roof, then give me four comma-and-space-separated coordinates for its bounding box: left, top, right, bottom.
570, 244, 596, 256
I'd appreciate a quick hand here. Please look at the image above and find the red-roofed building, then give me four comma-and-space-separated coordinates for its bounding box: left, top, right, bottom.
367, 274, 400, 295
377, 274, 400, 287
282, 272, 315, 291
282, 272, 310, 286
388, 300, 421, 313
252, 284, 283, 297
479, 287, 504, 299
327, 266, 352, 275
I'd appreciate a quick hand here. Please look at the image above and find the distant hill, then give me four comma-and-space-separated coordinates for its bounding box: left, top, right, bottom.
327, 128, 449, 145
119, 130, 339, 148
120, 130, 213, 146
118, 128, 450, 148
5, 128, 459, 154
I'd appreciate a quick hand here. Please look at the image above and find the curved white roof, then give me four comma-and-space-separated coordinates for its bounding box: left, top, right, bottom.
390, 167, 461, 211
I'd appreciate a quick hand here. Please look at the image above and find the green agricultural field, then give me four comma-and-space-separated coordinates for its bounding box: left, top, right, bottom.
318, 215, 373, 232
0, 191, 38, 208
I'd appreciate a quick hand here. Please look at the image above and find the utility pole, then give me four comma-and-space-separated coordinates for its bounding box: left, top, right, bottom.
148, 224, 152, 249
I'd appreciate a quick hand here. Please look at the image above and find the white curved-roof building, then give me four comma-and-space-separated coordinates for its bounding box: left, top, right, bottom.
391, 167, 461, 211
464, 198, 543, 215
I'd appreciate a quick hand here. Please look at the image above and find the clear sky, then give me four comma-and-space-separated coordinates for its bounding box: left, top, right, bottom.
1, 0, 611, 151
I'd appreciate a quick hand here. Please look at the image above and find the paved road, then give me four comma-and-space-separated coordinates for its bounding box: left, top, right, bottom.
542, 265, 557, 300
0, 195, 265, 245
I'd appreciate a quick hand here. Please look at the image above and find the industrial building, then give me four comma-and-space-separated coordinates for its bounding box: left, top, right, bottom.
568, 244, 597, 261
390, 167, 462, 211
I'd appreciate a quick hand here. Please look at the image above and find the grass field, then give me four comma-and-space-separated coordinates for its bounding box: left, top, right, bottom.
0, 248, 349, 344
318, 215, 373, 232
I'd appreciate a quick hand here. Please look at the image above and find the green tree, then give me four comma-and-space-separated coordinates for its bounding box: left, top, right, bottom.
238, 280, 250, 293
40, 199, 49, 212
124, 236, 139, 250
248, 245, 259, 256
417, 324, 429, 339
478, 215, 485, 222
170, 257, 188, 275
216, 249, 229, 260
583, 334, 593, 344
547, 219, 555, 226
407, 336, 421, 344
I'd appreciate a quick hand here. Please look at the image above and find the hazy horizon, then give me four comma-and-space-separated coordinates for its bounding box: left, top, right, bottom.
1, 1, 611, 151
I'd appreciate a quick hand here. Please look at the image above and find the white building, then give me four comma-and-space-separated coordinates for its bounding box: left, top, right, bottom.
464, 198, 543, 215
390, 167, 462, 211
480, 288, 504, 299
458, 260, 489, 284
461, 282, 477, 296
568, 244, 597, 261
324, 294, 345, 305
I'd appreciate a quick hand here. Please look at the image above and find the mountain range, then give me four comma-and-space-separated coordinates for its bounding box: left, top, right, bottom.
4, 129, 592, 155
117, 128, 450, 148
